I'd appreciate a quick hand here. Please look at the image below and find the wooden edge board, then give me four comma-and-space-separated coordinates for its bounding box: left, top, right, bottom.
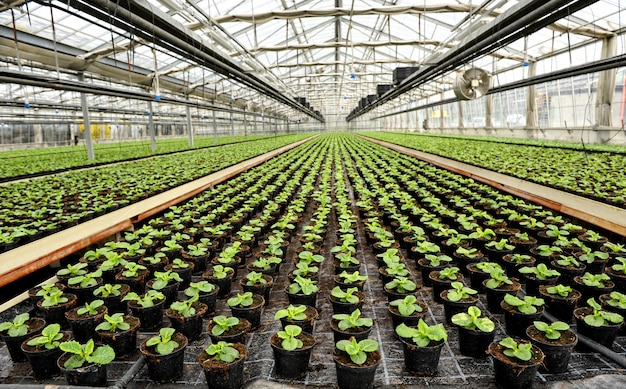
0, 137, 313, 288
361, 135, 626, 237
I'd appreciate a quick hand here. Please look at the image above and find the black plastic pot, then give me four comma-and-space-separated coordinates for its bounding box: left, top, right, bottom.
329, 295, 364, 315
0, 318, 46, 363
36, 293, 78, 329
573, 276, 615, 303
333, 276, 366, 292
140, 332, 188, 383
240, 275, 274, 302
398, 337, 445, 376
127, 298, 165, 331
387, 301, 428, 330
166, 262, 195, 289
58, 353, 108, 386
333, 349, 381, 389
21, 331, 71, 379
67, 278, 103, 306
286, 289, 318, 307
146, 279, 180, 307
98, 284, 130, 314
483, 280, 522, 314
229, 294, 265, 330
466, 264, 492, 293
278, 306, 318, 334
489, 339, 544, 389
501, 301, 545, 339
270, 332, 316, 378
96, 315, 140, 359
456, 323, 497, 358
115, 270, 150, 294
538, 285, 581, 322
203, 271, 234, 298
198, 343, 247, 389
522, 274, 559, 297
166, 302, 208, 341
65, 305, 107, 343
526, 325, 578, 373
441, 291, 478, 325
416, 259, 447, 287
207, 318, 252, 345
428, 271, 463, 303
574, 307, 622, 350
330, 319, 372, 343
550, 260, 585, 285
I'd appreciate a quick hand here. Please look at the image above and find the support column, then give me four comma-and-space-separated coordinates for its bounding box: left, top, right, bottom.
254, 114, 258, 136
596, 36, 617, 142
525, 61, 538, 137
458, 100, 465, 132
212, 109, 218, 142
243, 110, 247, 138
78, 73, 94, 159
230, 103, 235, 140
147, 101, 156, 151
182, 105, 192, 146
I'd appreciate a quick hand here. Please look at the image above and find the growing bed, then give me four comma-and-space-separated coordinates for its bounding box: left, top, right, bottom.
0, 133, 624, 388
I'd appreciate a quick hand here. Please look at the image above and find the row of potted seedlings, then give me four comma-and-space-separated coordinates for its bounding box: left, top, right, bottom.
0, 134, 331, 386
341, 135, 624, 387
0, 134, 308, 254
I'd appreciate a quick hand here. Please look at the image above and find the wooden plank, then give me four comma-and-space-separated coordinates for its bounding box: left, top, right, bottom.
0, 137, 312, 288
363, 135, 626, 237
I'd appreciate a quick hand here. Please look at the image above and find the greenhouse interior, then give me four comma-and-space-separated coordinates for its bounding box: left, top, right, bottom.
1, 0, 626, 388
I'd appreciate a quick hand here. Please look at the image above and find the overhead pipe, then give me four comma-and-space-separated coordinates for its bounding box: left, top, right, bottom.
372, 53, 626, 120
60, 0, 323, 122
348, 0, 598, 121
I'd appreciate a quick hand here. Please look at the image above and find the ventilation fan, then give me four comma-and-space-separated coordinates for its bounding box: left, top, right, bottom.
453, 67, 490, 100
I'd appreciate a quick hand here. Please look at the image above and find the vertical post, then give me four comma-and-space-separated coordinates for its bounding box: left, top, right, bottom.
78, 73, 95, 160
525, 61, 537, 130
243, 110, 247, 138
147, 101, 156, 151
458, 100, 464, 129
596, 36, 617, 128
186, 105, 194, 146
254, 113, 258, 136
212, 109, 218, 142
230, 102, 235, 140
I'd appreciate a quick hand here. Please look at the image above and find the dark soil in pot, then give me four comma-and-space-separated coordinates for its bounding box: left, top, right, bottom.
550, 260, 586, 285
526, 325, 577, 373
65, 304, 107, 343
98, 284, 130, 314
229, 294, 265, 330
501, 301, 545, 339
483, 279, 522, 313
330, 293, 365, 314
333, 276, 366, 292
240, 275, 274, 302
574, 307, 622, 350
330, 319, 372, 343
198, 342, 247, 389
28, 283, 66, 307
278, 305, 319, 334
605, 266, 626, 293
67, 279, 102, 306
21, 331, 71, 379
416, 259, 447, 287
96, 315, 140, 359
140, 331, 188, 383
138, 257, 169, 278
146, 279, 180, 307
115, 269, 150, 294
383, 286, 418, 304
165, 262, 195, 289
387, 301, 428, 329
466, 263, 492, 293
207, 318, 252, 345
196, 286, 220, 316
36, 293, 78, 329
509, 236, 538, 255
488, 339, 544, 389
166, 301, 208, 341
286, 288, 318, 307
58, 352, 108, 386
599, 293, 626, 335
538, 285, 581, 322
522, 274, 559, 297
441, 290, 478, 325
573, 276, 615, 302
270, 331, 316, 379
127, 298, 165, 331
0, 317, 45, 363
203, 270, 234, 298
429, 271, 463, 303
501, 254, 536, 279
